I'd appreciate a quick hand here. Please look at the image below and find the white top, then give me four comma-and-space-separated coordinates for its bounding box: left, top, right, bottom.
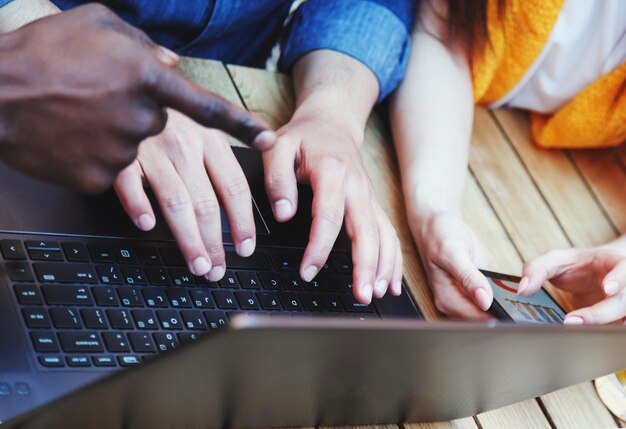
493, 0, 626, 114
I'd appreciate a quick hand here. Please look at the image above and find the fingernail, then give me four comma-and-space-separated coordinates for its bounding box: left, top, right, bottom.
206, 265, 225, 282
393, 281, 402, 296
135, 213, 155, 231
517, 277, 529, 295
604, 280, 619, 296
253, 130, 278, 151
564, 316, 584, 325
273, 199, 293, 221
373, 279, 387, 298
157, 45, 179, 66
361, 283, 373, 305
474, 288, 491, 311
302, 265, 318, 282
237, 238, 255, 257
191, 257, 211, 276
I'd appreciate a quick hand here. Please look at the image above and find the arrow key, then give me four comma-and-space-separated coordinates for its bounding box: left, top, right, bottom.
62, 243, 90, 262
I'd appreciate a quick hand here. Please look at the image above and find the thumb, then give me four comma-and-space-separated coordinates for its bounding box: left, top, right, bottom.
520, 249, 581, 296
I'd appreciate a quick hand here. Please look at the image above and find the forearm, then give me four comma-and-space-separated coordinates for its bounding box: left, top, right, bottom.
0, 0, 59, 33
390, 24, 474, 223
291, 49, 379, 146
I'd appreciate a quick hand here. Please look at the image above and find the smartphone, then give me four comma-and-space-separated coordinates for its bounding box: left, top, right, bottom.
480, 270, 566, 324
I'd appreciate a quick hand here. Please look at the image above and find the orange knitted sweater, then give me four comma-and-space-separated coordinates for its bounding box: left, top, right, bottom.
471, 0, 626, 148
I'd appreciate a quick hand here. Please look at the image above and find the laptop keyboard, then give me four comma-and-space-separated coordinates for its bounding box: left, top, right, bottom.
2, 234, 384, 370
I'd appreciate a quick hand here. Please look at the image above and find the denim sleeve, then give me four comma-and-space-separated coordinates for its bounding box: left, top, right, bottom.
0, 0, 14, 7
279, 0, 415, 101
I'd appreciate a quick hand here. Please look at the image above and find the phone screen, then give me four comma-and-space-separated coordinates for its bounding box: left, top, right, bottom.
483, 272, 566, 324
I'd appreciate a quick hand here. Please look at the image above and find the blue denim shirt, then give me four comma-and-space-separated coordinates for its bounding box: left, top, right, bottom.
8, 0, 415, 100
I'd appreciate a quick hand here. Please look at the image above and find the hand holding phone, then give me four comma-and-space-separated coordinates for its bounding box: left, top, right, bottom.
481, 270, 566, 324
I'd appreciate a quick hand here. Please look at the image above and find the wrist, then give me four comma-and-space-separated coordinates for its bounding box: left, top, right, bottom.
290, 95, 366, 148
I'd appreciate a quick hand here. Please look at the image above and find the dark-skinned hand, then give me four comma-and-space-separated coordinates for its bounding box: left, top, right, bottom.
0, 4, 276, 193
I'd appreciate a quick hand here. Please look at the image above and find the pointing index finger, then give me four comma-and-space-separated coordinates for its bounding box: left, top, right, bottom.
151, 66, 277, 150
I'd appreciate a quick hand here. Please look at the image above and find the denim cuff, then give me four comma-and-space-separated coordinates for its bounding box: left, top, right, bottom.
0, 0, 14, 7
279, 0, 412, 101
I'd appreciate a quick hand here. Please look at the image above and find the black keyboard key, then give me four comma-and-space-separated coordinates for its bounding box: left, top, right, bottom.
330, 252, 352, 273
272, 252, 295, 271
117, 287, 144, 307
49, 308, 82, 329
118, 355, 141, 366
156, 310, 183, 330
106, 310, 134, 329
218, 271, 240, 289
62, 242, 90, 262
131, 310, 158, 330
96, 265, 123, 284
323, 274, 353, 293
31, 331, 59, 353
14, 284, 43, 305
39, 356, 64, 368
194, 275, 217, 288
235, 291, 260, 310
59, 332, 103, 353
213, 290, 238, 309
121, 266, 146, 285
280, 293, 302, 311
128, 332, 156, 353
303, 278, 324, 292
25, 240, 59, 250
42, 285, 93, 306
142, 287, 169, 308
322, 295, 344, 312
145, 266, 170, 286
178, 332, 201, 344
114, 247, 138, 264
189, 289, 215, 308
66, 355, 91, 367
34, 263, 97, 284
93, 355, 116, 367
138, 246, 161, 265
257, 272, 281, 290
22, 308, 51, 328
301, 294, 323, 312
166, 289, 192, 308
203, 311, 227, 330
102, 332, 130, 353
153, 332, 179, 352
29, 249, 63, 261
1, 240, 26, 260
181, 310, 207, 330
258, 292, 282, 311
237, 272, 261, 289
340, 295, 375, 313
169, 269, 195, 287
281, 273, 303, 291
160, 248, 185, 267
81, 309, 108, 329
92, 286, 120, 307
25, 240, 61, 259
89, 244, 114, 262
7, 262, 34, 282
226, 251, 271, 270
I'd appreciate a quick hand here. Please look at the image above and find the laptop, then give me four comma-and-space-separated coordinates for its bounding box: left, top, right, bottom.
3, 316, 625, 428
0, 147, 421, 424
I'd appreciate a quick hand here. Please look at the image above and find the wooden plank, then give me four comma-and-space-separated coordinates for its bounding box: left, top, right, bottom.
569, 150, 626, 234
477, 402, 551, 429
177, 58, 247, 147
472, 108, 618, 428
405, 420, 478, 429
492, 109, 616, 247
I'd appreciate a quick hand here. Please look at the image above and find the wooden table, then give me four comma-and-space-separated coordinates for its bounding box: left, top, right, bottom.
178, 57, 626, 429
